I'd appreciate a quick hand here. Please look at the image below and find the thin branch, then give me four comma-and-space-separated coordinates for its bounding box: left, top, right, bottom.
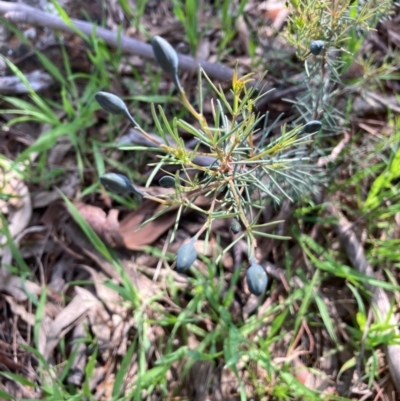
317, 131, 350, 167
0, 70, 53, 94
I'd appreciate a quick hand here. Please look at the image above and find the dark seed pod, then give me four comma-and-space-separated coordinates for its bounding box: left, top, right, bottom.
100, 173, 133, 194
95, 92, 127, 115
176, 239, 197, 273
230, 219, 241, 234
303, 120, 322, 134
310, 40, 325, 55
159, 176, 176, 188
246, 263, 268, 296
151, 36, 179, 77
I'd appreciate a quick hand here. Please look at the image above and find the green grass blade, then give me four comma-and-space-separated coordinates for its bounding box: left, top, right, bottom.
58, 191, 112, 261
34, 286, 48, 351
112, 339, 137, 397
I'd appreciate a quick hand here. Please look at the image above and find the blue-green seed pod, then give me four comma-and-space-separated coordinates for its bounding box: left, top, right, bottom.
176, 239, 197, 273
303, 120, 322, 133
159, 176, 176, 188
95, 92, 127, 115
246, 263, 268, 296
151, 36, 179, 77
100, 173, 139, 195
230, 219, 241, 235
310, 40, 324, 55
100, 173, 144, 196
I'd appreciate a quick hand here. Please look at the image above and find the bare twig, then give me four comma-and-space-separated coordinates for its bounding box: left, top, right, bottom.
0, 70, 54, 94
317, 131, 351, 167
326, 202, 400, 394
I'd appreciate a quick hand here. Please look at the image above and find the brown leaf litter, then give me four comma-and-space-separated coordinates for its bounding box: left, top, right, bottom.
1, 0, 400, 399
0, 167, 32, 251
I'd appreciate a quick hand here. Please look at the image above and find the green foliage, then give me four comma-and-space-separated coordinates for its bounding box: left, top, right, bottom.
285, 0, 391, 58
1, 0, 400, 400
364, 118, 400, 210
284, 0, 393, 164
172, 0, 200, 55
99, 38, 323, 262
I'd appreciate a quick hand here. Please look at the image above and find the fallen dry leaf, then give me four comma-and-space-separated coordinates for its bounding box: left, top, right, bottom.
0, 353, 26, 373
259, 0, 289, 31
0, 70, 53, 94
88, 304, 112, 362
121, 208, 177, 250
67, 322, 88, 386
44, 287, 99, 359
120, 195, 210, 250
0, 171, 32, 254
32, 170, 80, 208
60, 219, 122, 281
78, 265, 124, 315
0, 273, 42, 302
4, 295, 35, 326
74, 201, 124, 247
236, 15, 250, 56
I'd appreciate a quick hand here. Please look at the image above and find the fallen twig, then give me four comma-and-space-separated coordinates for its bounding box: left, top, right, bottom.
317, 131, 351, 167
0, 70, 54, 94
326, 202, 400, 394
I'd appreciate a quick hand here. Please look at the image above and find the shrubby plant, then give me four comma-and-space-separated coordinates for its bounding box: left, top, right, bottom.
284, 0, 393, 146
97, 0, 393, 289
97, 35, 325, 287
285, 0, 391, 59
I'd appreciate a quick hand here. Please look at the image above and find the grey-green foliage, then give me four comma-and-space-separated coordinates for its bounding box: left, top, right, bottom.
284, 0, 393, 155
96, 35, 325, 263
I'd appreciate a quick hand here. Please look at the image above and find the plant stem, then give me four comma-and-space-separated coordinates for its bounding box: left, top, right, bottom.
194, 190, 218, 240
